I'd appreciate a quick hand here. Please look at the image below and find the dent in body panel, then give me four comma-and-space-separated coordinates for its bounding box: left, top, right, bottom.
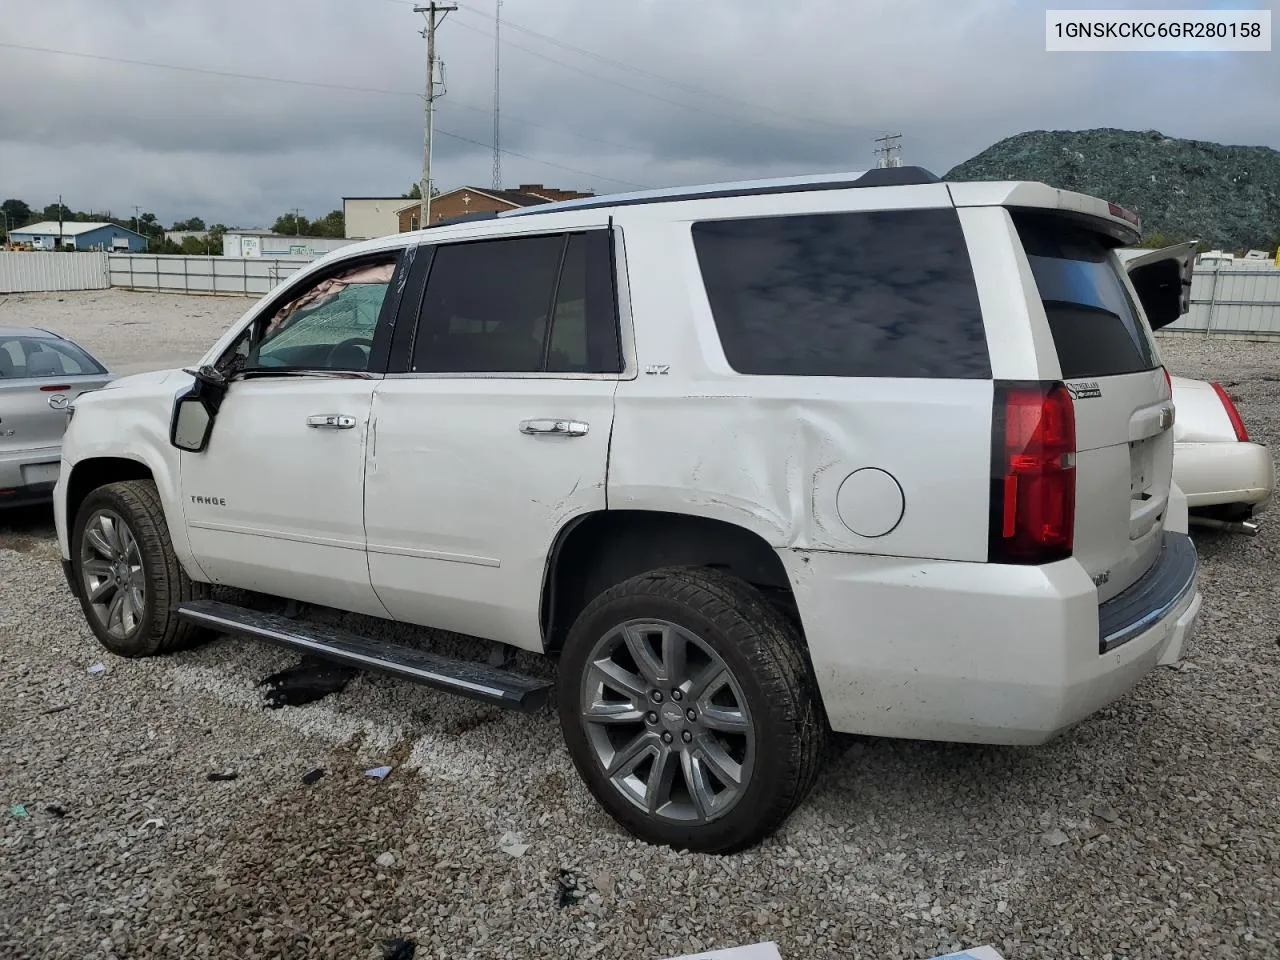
608, 380, 993, 562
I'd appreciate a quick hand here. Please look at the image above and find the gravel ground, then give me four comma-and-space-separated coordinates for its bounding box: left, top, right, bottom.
2, 294, 1279, 959
0, 289, 248, 375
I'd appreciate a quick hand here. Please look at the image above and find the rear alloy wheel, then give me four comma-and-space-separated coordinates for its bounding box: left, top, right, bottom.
558, 566, 825, 854
71, 480, 209, 657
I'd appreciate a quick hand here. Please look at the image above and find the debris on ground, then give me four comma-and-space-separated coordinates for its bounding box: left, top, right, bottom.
206, 771, 238, 782
42, 704, 71, 715
259, 656, 357, 709
142, 817, 165, 829
555, 868, 586, 908
9, 804, 28, 818
376, 852, 396, 868
364, 765, 393, 780
86, 663, 105, 675
380, 939, 416, 960
301, 767, 325, 785
1042, 828, 1070, 847
498, 831, 529, 857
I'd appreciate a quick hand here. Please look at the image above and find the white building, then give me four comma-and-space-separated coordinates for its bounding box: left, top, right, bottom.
222, 230, 357, 258
342, 197, 409, 240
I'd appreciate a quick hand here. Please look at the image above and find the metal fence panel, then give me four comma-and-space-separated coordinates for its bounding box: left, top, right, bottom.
1165, 262, 1280, 338
106, 254, 309, 297
0, 251, 109, 293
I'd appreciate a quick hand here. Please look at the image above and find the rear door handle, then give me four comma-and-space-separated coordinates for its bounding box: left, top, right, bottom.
519, 418, 589, 437
307, 414, 357, 429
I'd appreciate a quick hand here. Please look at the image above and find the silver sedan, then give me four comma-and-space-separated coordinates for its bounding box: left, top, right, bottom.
1, 326, 113, 507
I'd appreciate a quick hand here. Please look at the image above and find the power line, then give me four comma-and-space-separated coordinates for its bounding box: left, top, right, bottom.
444, 17, 819, 138
0, 41, 648, 189
450, 4, 849, 134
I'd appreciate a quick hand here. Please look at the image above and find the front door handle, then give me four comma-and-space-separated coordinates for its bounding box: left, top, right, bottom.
520, 418, 589, 438
307, 414, 356, 429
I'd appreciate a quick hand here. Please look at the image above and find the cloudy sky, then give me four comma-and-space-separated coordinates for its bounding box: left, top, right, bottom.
1, 0, 1275, 229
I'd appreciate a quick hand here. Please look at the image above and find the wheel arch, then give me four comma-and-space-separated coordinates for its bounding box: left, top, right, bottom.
540, 509, 796, 654
62, 453, 206, 582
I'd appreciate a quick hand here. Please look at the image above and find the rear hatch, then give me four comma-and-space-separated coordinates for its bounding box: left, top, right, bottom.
1011, 210, 1174, 602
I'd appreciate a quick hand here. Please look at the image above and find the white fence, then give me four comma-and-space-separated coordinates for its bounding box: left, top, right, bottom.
0, 251, 109, 293
107, 254, 308, 296
1163, 260, 1280, 339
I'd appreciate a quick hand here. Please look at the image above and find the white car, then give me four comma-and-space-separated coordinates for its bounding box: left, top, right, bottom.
1119, 244, 1275, 533
1171, 376, 1274, 532
53, 168, 1201, 853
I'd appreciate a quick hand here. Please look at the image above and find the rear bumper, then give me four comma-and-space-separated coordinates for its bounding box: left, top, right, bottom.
1174, 441, 1274, 514
0, 444, 61, 497
781, 538, 1201, 746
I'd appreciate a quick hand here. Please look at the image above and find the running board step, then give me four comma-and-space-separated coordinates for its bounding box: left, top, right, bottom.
177, 599, 551, 712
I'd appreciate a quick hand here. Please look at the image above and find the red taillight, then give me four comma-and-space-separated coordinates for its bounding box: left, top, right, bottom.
1163, 366, 1172, 398
1211, 381, 1249, 442
1107, 201, 1141, 229
39, 384, 71, 392
989, 382, 1076, 564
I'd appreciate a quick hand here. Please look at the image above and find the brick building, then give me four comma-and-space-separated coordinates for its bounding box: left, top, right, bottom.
396, 184, 594, 232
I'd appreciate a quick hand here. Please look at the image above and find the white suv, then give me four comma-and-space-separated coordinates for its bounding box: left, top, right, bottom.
54, 167, 1203, 853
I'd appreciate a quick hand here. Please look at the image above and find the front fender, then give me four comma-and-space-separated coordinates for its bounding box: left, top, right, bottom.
55, 373, 206, 581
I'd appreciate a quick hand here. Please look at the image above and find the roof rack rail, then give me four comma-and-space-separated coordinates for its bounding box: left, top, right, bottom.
853, 166, 940, 187
431, 211, 501, 228
497, 167, 944, 219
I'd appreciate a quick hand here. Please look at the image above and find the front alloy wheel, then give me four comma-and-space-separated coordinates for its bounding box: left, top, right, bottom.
80, 508, 147, 640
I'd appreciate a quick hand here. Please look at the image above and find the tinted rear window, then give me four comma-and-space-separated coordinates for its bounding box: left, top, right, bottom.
0, 336, 105, 378
692, 209, 990, 378
1013, 213, 1157, 379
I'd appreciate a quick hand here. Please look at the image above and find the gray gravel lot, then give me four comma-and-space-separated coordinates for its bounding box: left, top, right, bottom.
2, 293, 1278, 959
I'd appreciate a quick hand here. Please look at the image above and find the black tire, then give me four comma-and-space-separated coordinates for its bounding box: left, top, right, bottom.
557, 565, 826, 854
71, 479, 210, 657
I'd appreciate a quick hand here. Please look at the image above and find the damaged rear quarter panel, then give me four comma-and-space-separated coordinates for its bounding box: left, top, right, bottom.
606, 215, 994, 563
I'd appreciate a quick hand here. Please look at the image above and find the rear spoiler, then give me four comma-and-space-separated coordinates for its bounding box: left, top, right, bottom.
947, 181, 1142, 246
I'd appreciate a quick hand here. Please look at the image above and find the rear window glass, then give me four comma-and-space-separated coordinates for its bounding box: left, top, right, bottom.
1013, 213, 1157, 379
692, 209, 990, 379
0, 336, 105, 378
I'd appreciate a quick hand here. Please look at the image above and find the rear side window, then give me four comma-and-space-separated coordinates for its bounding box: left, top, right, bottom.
691, 209, 989, 378
1013, 213, 1157, 379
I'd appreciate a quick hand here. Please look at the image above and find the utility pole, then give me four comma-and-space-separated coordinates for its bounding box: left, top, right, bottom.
414, 1, 456, 229
58, 195, 65, 249
292, 208, 302, 236
874, 133, 903, 169
491, 0, 502, 191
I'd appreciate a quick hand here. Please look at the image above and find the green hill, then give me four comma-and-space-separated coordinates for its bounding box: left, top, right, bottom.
944, 128, 1280, 251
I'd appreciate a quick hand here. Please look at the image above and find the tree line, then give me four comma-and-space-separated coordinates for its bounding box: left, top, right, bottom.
2, 198, 353, 255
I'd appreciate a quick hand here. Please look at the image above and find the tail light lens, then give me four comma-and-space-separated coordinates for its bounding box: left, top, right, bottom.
39, 384, 72, 392
1163, 366, 1172, 397
1211, 381, 1249, 442
989, 382, 1077, 564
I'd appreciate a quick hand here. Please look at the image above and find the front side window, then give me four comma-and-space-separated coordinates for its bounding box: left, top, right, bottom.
244, 258, 398, 372
692, 208, 990, 379
0, 336, 106, 379
410, 230, 621, 374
